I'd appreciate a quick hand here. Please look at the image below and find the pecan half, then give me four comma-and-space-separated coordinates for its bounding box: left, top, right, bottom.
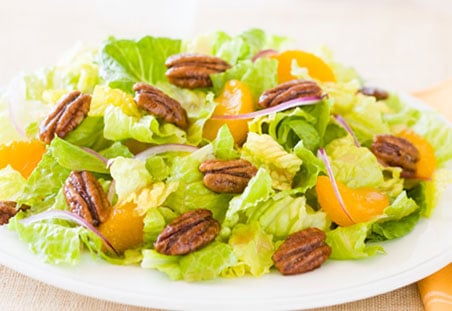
154, 209, 220, 255
370, 135, 419, 178
199, 159, 258, 193
0, 201, 29, 225
0, 201, 18, 225
272, 227, 331, 275
39, 91, 91, 144
359, 86, 389, 101
258, 79, 323, 108
63, 171, 111, 227
165, 53, 231, 89
133, 82, 189, 129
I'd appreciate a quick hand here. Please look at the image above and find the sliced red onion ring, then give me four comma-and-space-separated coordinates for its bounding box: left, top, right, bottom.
134, 143, 199, 161
318, 148, 355, 224
81, 147, 108, 164
251, 49, 279, 62
334, 114, 360, 147
20, 210, 118, 255
210, 96, 322, 120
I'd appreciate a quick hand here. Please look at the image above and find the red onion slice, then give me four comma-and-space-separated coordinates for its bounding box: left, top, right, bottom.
210, 96, 322, 120
21, 210, 118, 255
251, 49, 279, 62
334, 114, 360, 147
318, 148, 355, 224
134, 143, 199, 161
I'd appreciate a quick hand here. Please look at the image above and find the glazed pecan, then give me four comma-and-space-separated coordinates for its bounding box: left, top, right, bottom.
272, 227, 331, 275
133, 82, 189, 129
154, 209, 220, 255
258, 79, 323, 108
63, 171, 111, 227
165, 53, 231, 89
359, 86, 389, 101
39, 91, 91, 144
0, 201, 29, 225
199, 159, 258, 193
0, 201, 18, 225
370, 135, 419, 178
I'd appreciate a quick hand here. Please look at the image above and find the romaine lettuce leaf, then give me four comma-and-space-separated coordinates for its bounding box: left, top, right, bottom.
109, 157, 152, 200
210, 28, 289, 64
241, 133, 302, 190
326, 222, 384, 259
49, 137, 109, 174
99, 36, 181, 92
212, 125, 240, 160
228, 222, 274, 277
141, 249, 182, 280
143, 207, 178, 246
103, 105, 187, 144
292, 142, 326, 193
64, 116, 111, 151
248, 192, 330, 240
90, 85, 140, 117
18, 149, 71, 210
0, 166, 26, 201
179, 242, 236, 281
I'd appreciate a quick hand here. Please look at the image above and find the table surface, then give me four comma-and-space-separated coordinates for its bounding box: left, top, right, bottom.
1, 0, 451, 310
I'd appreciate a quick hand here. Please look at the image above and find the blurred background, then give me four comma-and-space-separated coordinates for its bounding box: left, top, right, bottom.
1, 0, 451, 91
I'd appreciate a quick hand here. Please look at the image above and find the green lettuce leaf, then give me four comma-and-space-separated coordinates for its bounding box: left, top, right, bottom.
212, 125, 240, 160
64, 116, 111, 151
0, 166, 26, 201
222, 168, 274, 234
228, 222, 274, 277
18, 149, 71, 210
241, 133, 302, 190
99, 142, 133, 159
326, 222, 384, 260
141, 249, 182, 280
248, 192, 330, 240
292, 142, 326, 193
103, 105, 186, 144
90, 85, 140, 117
210, 28, 289, 64
410, 111, 452, 165
8, 214, 96, 265
99, 36, 181, 92
211, 58, 278, 102
108, 157, 152, 201
49, 137, 109, 174
179, 242, 236, 281
143, 207, 178, 246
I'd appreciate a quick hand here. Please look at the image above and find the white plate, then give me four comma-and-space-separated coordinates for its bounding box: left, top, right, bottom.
1, 95, 452, 310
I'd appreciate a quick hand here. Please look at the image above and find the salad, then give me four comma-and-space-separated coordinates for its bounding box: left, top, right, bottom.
0, 29, 451, 281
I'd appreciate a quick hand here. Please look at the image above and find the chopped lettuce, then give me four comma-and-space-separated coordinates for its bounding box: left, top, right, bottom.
99, 36, 181, 92
49, 137, 109, 174
64, 116, 111, 151
228, 222, 274, 277
0, 166, 27, 201
242, 133, 303, 190
109, 157, 152, 200
326, 222, 384, 260
212, 125, 240, 160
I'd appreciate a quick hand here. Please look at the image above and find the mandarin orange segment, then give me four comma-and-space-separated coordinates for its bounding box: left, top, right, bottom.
316, 175, 389, 227
99, 201, 145, 253
398, 129, 436, 179
203, 80, 254, 145
272, 50, 336, 83
0, 140, 46, 178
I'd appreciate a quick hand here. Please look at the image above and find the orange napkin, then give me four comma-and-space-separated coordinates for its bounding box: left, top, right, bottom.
414, 79, 452, 311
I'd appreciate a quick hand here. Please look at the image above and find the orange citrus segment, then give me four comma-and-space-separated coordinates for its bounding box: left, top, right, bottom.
398, 129, 436, 179
316, 175, 389, 226
272, 50, 336, 83
99, 201, 145, 253
203, 80, 254, 145
0, 140, 46, 178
